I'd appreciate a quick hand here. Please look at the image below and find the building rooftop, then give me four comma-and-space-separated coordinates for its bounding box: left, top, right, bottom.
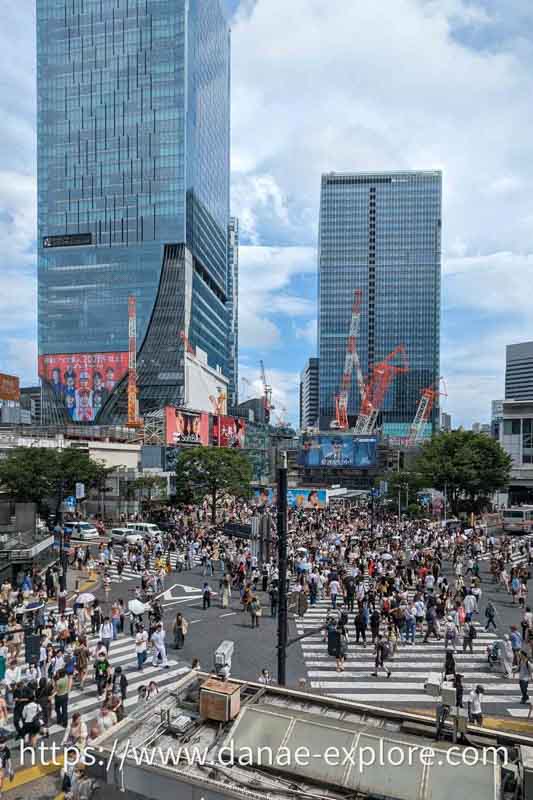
90, 670, 527, 800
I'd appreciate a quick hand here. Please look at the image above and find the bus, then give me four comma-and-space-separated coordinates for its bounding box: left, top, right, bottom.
502, 506, 533, 534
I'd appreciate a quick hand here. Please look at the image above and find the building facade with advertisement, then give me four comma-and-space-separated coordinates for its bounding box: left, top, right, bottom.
227, 217, 239, 412
212, 416, 246, 448
318, 171, 441, 437
37, 0, 231, 425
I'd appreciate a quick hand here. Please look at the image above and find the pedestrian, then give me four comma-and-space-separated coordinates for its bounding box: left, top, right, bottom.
484, 600, 497, 631
249, 595, 262, 628
269, 585, 278, 617
371, 634, 391, 678
518, 651, 533, 704
510, 626, 523, 666
258, 668, 272, 684
94, 650, 110, 698
335, 622, 349, 672
467, 685, 484, 725
444, 647, 456, 678
0, 735, 14, 796
221, 574, 231, 609
135, 624, 148, 671
21, 692, 42, 748
150, 622, 169, 668
173, 613, 188, 649
99, 617, 114, 653
112, 666, 128, 705
329, 577, 340, 609
53, 668, 70, 728
502, 635, 514, 679
62, 711, 88, 750
202, 582, 212, 610
462, 621, 477, 654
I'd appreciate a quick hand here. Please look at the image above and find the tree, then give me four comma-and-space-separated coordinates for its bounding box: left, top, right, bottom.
0, 447, 109, 518
132, 475, 168, 515
414, 430, 512, 515
175, 448, 252, 524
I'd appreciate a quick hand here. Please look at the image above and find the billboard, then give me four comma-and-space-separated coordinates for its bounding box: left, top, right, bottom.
164, 407, 209, 446
253, 487, 328, 509
299, 434, 377, 468
38, 352, 128, 422
0, 373, 20, 402
213, 416, 246, 448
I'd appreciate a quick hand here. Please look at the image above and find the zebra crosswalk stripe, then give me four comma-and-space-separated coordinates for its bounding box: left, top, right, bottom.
296, 598, 522, 714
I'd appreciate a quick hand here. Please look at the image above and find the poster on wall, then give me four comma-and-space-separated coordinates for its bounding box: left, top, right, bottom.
164, 407, 209, 446
0, 373, 20, 402
212, 416, 246, 448
38, 352, 128, 422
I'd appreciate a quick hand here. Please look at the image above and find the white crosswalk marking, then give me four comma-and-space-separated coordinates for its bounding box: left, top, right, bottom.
296, 597, 524, 714
10, 631, 188, 738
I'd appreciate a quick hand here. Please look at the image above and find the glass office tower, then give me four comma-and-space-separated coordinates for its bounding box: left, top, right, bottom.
37, 0, 231, 424
318, 171, 441, 437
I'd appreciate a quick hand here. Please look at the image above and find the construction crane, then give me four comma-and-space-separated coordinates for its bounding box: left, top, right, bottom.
354, 345, 409, 435
127, 296, 143, 428
331, 289, 364, 429
259, 360, 273, 423
406, 378, 447, 447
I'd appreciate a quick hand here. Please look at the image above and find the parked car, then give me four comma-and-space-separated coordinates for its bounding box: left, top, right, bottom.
68, 521, 99, 540
109, 528, 144, 546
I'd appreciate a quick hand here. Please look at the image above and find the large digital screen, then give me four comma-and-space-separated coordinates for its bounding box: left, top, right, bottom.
298, 434, 377, 468
38, 352, 128, 422
165, 407, 209, 446
213, 416, 246, 448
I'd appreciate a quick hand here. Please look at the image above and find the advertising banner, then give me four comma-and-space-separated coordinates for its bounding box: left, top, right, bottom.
0, 373, 20, 402
39, 352, 128, 422
253, 487, 328, 509
212, 416, 246, 448
298, 434, 377, 468
164, 407, 209, 446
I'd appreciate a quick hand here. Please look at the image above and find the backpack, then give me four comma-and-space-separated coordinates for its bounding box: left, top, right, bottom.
470, 625, 477, 639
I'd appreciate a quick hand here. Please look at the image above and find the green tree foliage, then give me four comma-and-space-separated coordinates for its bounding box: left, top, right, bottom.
414, 430, 512, 515
132, 474, 168, 513
0, 447, 109, 516
175, 448, 252, 524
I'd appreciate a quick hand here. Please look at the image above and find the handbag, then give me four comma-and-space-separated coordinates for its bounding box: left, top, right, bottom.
255, 608, 262, 617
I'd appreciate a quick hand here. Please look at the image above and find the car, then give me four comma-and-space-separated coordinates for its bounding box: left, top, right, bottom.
126, 522, 163, 539
109, 528, 144, 546
69, 521, 99, 540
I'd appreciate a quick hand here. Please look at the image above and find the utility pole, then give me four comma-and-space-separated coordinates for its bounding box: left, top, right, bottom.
56, 480, 67, 592
277, 451, 288, 686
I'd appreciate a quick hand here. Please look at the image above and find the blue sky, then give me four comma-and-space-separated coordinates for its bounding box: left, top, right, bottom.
1, 0, 533, 428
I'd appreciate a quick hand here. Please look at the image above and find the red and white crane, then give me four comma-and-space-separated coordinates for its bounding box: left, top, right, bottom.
331, 289, 364, 430
260, 360, 273, 423
406, 378, 447, 447
354, 345, 409, 435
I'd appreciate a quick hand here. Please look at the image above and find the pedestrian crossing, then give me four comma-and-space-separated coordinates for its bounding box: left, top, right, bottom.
10, 631, 189, 740
296, 598, 526, 716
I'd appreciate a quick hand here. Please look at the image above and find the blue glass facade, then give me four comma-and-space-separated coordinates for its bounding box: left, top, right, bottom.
318, 171, 441, 435
37, 0, 230, 422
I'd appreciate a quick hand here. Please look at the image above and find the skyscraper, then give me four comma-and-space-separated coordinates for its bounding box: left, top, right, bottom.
37, 0, 231, 424
505, 342, 533, 402
300, 357, 319, 430
227, 217, 239, 411
318, 171, 442, 437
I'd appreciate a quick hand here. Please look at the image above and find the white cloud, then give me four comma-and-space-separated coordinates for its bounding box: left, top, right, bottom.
239, 363, 301, 425
295, 319, 317, 345
444, 252, 533, 315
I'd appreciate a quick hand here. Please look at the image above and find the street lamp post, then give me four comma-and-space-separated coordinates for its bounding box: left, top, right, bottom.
277, 451, 288, 686
56, 479, 67, 592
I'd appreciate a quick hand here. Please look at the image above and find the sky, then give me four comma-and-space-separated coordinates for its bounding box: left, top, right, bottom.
1, 0, 533, 428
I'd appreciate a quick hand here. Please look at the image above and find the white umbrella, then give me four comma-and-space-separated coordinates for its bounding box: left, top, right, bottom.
77, 592, 96, 605
128, 599, 148, 616
381, 553, 393, 561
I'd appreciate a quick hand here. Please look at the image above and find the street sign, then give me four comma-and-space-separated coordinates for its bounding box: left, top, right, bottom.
64, 496, 76, 510
75, 482, 85, 500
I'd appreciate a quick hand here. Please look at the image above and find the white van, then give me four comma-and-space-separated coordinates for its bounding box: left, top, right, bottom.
126, 522, 162, 539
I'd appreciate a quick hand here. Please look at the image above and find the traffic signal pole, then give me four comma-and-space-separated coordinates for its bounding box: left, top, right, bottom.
277, 451, 288, 686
